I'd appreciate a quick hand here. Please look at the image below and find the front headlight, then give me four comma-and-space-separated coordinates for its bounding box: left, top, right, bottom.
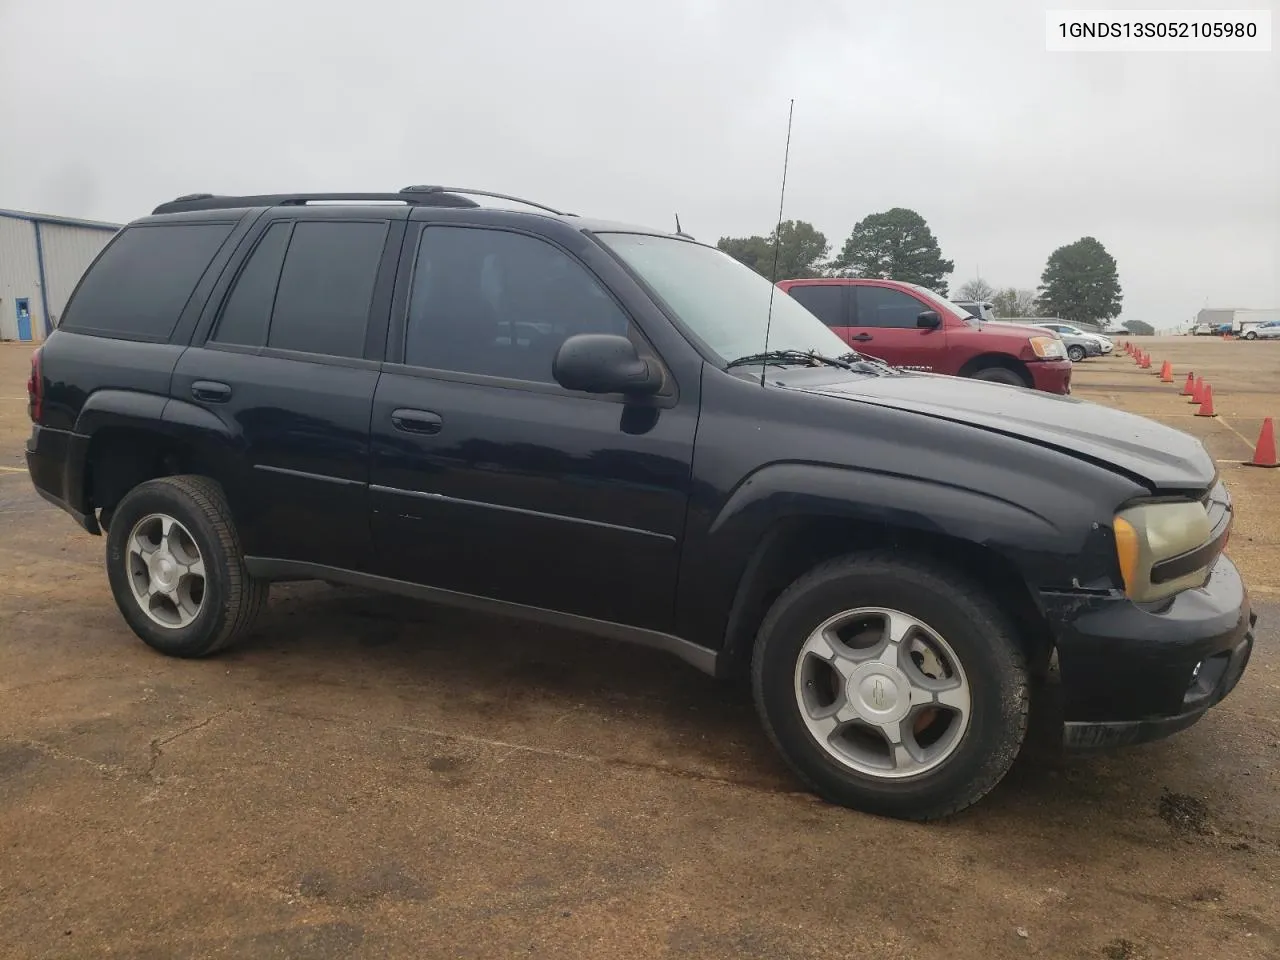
1113, 501, 1216, 603
1029, 336, 1067, 359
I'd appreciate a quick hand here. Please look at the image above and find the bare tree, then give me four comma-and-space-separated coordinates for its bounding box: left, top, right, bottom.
991, 287, 1039, 318
956, 277, 995, 302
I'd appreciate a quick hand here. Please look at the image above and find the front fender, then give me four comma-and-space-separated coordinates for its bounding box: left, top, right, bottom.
708, 461, 1062, 549
676, 461, 1083, 669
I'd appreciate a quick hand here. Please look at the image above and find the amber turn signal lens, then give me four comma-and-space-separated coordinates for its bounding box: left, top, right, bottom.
1113, 516, 1141, 596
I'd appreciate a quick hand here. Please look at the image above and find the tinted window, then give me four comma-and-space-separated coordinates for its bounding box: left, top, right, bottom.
61, 223, 233, 340
212, 222, 291, 346
406, 226, 629, 381
267, 220, 388, 358
856, 287, 928, 328
786, 285, 845, 327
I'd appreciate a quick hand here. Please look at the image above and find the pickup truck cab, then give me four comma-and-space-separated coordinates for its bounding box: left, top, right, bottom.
25, 187, 1254, 821
778, 278, 1073, 393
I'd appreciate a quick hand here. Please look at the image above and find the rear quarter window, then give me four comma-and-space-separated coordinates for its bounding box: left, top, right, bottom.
60, 222, 235, 341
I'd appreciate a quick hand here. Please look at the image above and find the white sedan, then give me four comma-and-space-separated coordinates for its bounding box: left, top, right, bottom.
1244, 321, 1280, 340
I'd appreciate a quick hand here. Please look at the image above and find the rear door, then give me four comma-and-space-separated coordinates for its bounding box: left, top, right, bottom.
850, 284, 948, 372
783, 283, 850, 343
172, 207, 406, 570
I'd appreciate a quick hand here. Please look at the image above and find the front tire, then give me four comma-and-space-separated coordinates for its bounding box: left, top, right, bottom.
752, 553, 1029, 820
970, 365, 1028, 387
106, 475, 267, 658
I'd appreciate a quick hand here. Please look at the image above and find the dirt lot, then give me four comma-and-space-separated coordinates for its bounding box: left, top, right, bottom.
1, 337, 1276, 959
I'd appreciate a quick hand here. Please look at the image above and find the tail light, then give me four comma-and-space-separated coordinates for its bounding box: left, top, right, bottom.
27, 347, 43, 424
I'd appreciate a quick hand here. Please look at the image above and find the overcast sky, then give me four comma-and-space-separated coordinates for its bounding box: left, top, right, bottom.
1, 0, 1276, 328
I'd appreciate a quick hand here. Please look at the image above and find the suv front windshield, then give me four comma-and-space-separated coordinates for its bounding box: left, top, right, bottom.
597, 232, 850, 364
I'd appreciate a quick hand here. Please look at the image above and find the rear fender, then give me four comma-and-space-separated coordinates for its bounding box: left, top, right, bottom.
67, 390, 243, 525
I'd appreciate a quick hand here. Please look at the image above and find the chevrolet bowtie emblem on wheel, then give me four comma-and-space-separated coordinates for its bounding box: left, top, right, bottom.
871, 677, 888, 709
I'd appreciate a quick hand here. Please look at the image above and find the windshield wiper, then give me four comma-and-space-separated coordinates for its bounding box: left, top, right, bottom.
725, 349, 854, 371
839, 353, 901, 376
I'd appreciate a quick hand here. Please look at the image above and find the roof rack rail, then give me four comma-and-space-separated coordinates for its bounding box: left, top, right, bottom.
150, 187, 574, 218
398, 185, 574, 217
150, 191, 481, 216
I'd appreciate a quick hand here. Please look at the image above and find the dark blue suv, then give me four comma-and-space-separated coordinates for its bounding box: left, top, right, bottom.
25, 187, 1255, 820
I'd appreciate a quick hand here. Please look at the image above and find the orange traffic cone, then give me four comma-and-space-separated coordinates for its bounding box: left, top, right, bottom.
1247, 418, 1278, 468
1180, 372, 1195, 395
1159, 360, 1172, 381
1196, 384, 1217, 417
1133, 348, 1143, 363
1190, 376, 1205, 403
1140, 352, 1151, 369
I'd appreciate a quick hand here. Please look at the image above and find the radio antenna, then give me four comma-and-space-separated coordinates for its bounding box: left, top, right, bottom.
760, 98, 795, 388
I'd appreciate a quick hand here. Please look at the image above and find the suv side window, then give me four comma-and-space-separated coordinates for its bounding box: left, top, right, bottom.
266, 221, 389, 358
855, 286, 927, 328
786, 284, 845, 328
61, 223, 234, 340
405, 226, 630, 381
211, 222, 292, 346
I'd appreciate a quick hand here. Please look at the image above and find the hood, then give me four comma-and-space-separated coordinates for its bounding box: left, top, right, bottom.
979, 321, 1051, 339
800, 371, 1215, 491
988, 322, 1046, 337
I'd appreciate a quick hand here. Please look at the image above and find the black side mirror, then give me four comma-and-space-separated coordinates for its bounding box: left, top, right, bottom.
553, 334, 663, 396
917, 310, 941, 329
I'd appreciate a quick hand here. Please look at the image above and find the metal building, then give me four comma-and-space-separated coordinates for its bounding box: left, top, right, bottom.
0, 208, 120, 342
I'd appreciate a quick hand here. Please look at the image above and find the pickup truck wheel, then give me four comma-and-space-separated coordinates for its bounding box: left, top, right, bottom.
970, 366, 1028, 387
1067, 344, 1087, 362
105, 476, 267, 658
752, 553, 1029, 820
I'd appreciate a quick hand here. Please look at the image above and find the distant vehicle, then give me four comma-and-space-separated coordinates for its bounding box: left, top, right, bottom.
1196, 308, 1280, 337
1245, 321, 1280, 340
977, 317, 1100, 363
778, 279, 1072, 392
1032, 321, 1114, 358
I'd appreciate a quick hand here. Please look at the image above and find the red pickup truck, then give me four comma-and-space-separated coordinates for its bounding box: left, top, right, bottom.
777, 278, 1073, 394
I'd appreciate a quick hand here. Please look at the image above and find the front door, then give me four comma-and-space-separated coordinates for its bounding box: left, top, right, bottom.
850, 284, 948, 372
369, 221, 697, 632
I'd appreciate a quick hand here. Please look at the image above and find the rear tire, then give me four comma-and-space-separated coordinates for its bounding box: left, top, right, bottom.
970, 365, 1028, 387
1244, 331, 1257, 340
1067, 345, 1087, 362
106, 475, 267, 658
751, 553, 1029, 820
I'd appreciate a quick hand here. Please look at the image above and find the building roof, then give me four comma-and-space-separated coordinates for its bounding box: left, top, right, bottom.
0, 207, 121, 231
